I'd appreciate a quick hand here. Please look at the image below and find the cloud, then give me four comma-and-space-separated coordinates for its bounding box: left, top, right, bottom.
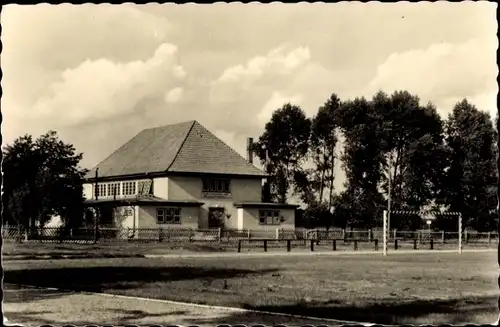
218, 46, 311, 83
28, 43, 185, 126
2, 3, 496, 174
365, 36, 498, 116
257, 92, 304, 124
203, 45, 318, 140
165, 87, 184, 104
1, 4, 175, 70
211, 46, 311, 103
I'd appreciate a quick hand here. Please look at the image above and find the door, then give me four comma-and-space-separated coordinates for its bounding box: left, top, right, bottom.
208, 207, 225, 228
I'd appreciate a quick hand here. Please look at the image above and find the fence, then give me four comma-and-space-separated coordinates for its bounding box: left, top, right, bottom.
1, 226, 498, 245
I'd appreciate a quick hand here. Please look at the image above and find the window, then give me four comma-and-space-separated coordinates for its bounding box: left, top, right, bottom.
259, 210, 281, 225
123, 181, 136, 196
107, 183, 121, 196
137, 180, 153, 196
202, 178, 230, 193
156, 207, 181, 224
94, 184, 107, 198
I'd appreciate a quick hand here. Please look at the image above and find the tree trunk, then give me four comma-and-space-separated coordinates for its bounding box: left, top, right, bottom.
318, 149, 326, 203
328, 142, 336, 208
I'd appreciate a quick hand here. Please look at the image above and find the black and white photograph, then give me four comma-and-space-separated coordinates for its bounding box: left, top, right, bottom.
1, 2, 499, 326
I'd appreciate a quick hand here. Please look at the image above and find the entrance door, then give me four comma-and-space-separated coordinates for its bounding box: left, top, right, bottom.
208, 208, 225, 228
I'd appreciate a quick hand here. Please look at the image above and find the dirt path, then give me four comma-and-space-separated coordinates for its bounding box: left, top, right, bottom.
3, 283, 360, 327
144, 247, 495, 259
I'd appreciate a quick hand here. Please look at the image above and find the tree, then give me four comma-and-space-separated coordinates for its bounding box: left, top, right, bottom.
2, 131, 87, 229
309, 94, 341, 207
336, 96, 386, 228
441, 99, 497, 231
375, 91, 447, 228
253, 103, 311, 203
302, 201, 334, 229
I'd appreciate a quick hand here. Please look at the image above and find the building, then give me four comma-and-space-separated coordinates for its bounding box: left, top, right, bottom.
83, 120, 297, 234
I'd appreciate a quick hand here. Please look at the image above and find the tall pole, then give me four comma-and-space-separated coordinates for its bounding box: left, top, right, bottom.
383, 210, 388, 256
387, 153, 392, 239
94, 168, 99, 244
458, 213, 462, 254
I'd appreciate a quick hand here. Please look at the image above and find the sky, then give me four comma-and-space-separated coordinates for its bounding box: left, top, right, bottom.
2, 2, 498, 197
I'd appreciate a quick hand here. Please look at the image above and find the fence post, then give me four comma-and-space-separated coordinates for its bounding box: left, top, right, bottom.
332, 239, 337, 251
488, 231, 492, 245
238, 240, 241, 253
394, 239, 398, 250
374, 239, 378, 251
354, 240, 358, 251
310, 239, 314, 252
247, 229, 251, 241
218, 228, 222, 243
275, 228, 279, 240
264, 240, 268, 252
342, 229, 346, 242
159, 228, 163, 243
287, 240, 291, 252
368, 229, 372, 243
465, 230, 468, 244
414, 239, 417, 250
393, 229, 397, 240
430, 239, 434, 250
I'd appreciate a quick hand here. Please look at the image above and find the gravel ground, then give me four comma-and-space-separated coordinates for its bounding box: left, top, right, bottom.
2, 283, 354, 326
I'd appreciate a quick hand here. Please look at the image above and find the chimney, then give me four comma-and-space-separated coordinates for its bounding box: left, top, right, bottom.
246, 137, 254, 164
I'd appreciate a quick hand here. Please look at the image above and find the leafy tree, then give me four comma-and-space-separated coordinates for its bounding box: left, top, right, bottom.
441, 99, 497, 231
309, 94, 341, 207
2, 131, 87, 229
253, 103, 311, 203
336, 96, 386, 228
374, 91, 446, 229
302, 201, 334, 229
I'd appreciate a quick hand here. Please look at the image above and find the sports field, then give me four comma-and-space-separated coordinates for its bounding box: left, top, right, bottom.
3, 250, 498, 325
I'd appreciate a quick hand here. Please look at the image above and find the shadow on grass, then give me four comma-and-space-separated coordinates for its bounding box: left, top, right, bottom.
4, 265, 279, 300
187, 296, 497, 325
3, 311, 56, 326
3, 286, 76, 304
181, 297, 498, 325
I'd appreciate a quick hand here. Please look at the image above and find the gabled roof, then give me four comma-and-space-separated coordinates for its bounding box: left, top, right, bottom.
86, 120, 265, 179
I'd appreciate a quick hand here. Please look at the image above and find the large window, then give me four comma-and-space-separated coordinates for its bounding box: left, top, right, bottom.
137, 180, 153, 196
123, 181, 136, 196
107, 183, 121, 196
92, 180, 154, 199
156, 208, 181, 224
259, 210, 281, 225
202, 178, 230, 193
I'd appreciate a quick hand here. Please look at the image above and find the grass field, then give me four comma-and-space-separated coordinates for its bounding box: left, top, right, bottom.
3, 238, 494, 259
3, 250, 498, 325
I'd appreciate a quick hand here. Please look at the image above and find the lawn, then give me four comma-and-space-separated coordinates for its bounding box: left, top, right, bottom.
3, 238, 492, 259
3, 250, 498, 325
